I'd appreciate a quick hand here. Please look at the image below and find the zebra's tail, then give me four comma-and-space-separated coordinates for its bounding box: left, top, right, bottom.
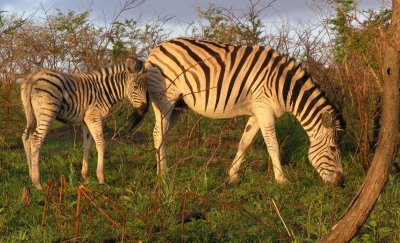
20, 77, 37, 132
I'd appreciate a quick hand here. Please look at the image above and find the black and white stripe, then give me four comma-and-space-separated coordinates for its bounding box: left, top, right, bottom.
144, 38, 345, 186
21, 58, 148, 189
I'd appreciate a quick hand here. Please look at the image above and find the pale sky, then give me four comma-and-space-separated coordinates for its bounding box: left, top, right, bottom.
0, 0, 387, 37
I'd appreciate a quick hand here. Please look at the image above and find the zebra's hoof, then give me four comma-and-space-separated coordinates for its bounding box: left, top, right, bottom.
277, 178, 289, 185
97, 177, 105, 184
34, 183, 43, 190
226, 179, 242, 188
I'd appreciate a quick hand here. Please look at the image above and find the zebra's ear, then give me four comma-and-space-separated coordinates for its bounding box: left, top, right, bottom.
322, 112, 333, 128
125, 58, 144, 73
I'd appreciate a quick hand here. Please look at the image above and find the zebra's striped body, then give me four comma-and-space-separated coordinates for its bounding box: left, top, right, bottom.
21, 58, 148, 189
145, 38, 345, 186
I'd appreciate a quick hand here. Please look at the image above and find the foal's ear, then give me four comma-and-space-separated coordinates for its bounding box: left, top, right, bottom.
322, 112, 333, 128
125, 58, 144, 73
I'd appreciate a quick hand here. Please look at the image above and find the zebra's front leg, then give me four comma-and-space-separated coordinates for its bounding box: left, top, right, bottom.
228, 116, 260, 186
84, 112, 105, 184
81, 123, 93, 184
255, 107, 288, 184
152, 102, 173, 176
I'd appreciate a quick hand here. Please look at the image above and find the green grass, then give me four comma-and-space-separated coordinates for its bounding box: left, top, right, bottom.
1, 108, 400, 242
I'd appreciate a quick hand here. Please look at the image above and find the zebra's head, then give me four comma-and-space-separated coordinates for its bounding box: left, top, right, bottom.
309, 111, 345, 186
125, 57, 149, 125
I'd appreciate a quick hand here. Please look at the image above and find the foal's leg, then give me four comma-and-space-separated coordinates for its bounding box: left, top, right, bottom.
81, 123, 93, 184
27, 91, 60, 190
84, 111, 105, 184
22, 127, 34, 179
29, 108, 56, 190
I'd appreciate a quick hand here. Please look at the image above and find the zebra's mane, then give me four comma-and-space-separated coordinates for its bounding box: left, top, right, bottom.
62, 63, 130, 84
282, 56, 346, 131
90, 63, 126, 75
31, 63, 128, 79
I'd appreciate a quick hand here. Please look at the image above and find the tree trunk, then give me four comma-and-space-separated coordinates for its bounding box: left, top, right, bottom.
320, 1, 400, 242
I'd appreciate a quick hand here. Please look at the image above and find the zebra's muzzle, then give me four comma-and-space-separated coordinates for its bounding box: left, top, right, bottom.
333, 171, 345, 187
136, 92, 149, 117
136, 102, 148, 116
127, 102, 149, 130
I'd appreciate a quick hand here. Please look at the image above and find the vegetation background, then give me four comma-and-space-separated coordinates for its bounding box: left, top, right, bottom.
0, 0, 399, 241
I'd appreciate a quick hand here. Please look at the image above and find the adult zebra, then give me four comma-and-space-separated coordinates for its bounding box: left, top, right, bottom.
21, 58, 148, 190
144, 38, 345, 186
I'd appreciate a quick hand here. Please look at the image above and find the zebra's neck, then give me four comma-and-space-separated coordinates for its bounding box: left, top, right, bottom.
93, 64, 128, 102
279, 66, 335, 138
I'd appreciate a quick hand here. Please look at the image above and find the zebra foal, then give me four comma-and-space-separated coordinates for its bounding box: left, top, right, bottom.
21, 58, 148, 190
143, 38, 345, 186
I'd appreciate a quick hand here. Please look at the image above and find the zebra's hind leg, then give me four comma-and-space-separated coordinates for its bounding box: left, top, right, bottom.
228, 116, 260, 186
81, 123, 93, 184
29, 94, 59, 190
22, 128, 33, 179
84, 111, 105, 184
255, 106, 288, 184
29, 118, 54, 190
